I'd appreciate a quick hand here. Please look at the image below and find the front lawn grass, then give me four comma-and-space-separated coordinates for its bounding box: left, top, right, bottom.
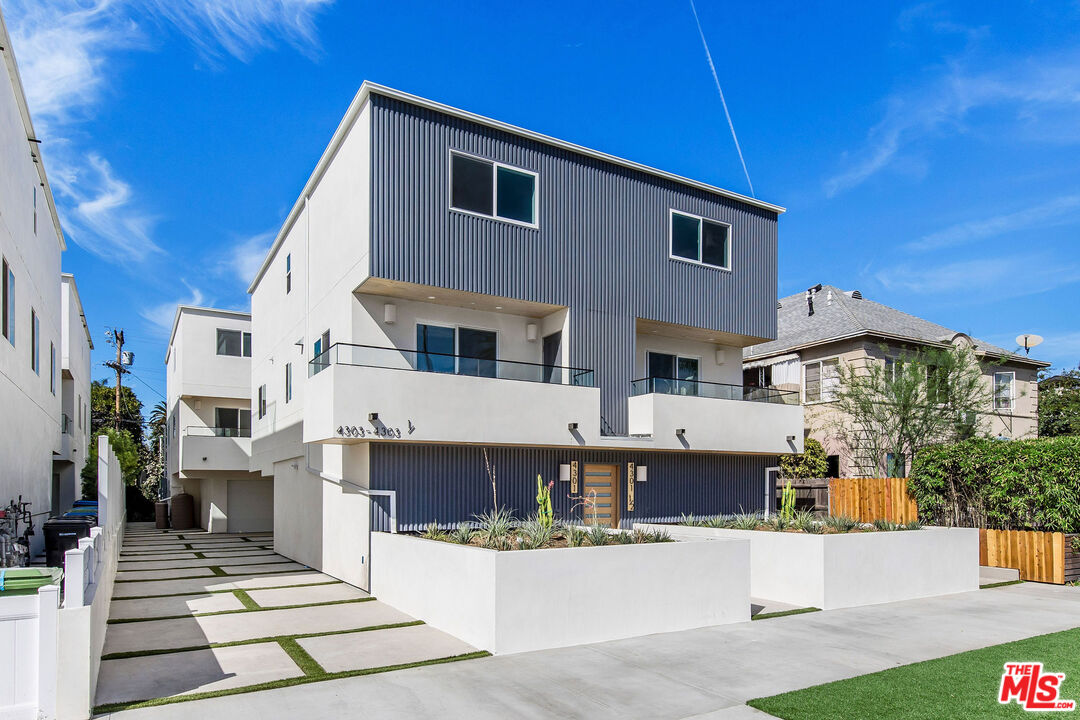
749, 626, 1080, 719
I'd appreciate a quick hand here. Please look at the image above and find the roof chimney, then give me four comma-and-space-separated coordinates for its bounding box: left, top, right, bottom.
805, 284, 822, 316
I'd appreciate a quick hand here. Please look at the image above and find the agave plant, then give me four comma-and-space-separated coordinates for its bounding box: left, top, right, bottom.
704, 515, 731, 528
474, 507, 516, 549
873, 518, 900, 532
730, 512, 763, 530
517, 516, 559, 549
904, 520, 923, 530
566, 525, 588, 548
680, 512, 699, 527
764, 514, 789, 532
586, 524, 611, 546
824, 515, 859, 533
791, 509, 820, 533
648, 528, 673, 543
449, 522, 475, 545
611, 530, 635, 544
421, 522, 446, 541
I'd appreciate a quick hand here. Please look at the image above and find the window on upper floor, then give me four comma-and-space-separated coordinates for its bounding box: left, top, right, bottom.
257, 385, 267, 419
670, 210, 730, 270
450, 152, 537, 226
50, 342, 56, 394
416, 323, 497, 378
33, 186, 37, 235
217, 329, 252, 357
994, 371, 1015, 412
285, 362, 292, 403
804, 358, 840, 403
1, 257, 12, 345
286, 253, 292, 294
214, 407, 251, 437
30, 308, 39, 374
646, 351, 700, 396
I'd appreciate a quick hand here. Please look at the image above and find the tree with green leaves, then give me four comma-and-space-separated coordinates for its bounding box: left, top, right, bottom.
90, 379, 145, 445
779, 437, 828, 479
1038, 369, 1080, 438
829, 344, 993, 478
80, 427, 142, 500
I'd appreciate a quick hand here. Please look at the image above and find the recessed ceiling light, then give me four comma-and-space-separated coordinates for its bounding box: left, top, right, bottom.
495, 306, 503, 310
427, 296, 436, 300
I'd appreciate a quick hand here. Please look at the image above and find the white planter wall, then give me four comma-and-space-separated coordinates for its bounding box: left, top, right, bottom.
370, 532, 750, 654
637, 524, 979, 610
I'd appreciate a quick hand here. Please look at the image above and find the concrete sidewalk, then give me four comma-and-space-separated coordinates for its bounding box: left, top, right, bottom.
99, 581, 1080, 719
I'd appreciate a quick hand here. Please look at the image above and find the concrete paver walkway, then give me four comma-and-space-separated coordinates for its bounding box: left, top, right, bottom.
99, 580, 1080, 720
95, 525, 478, 712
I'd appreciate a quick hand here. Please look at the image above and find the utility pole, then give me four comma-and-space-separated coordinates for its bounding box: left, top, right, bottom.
103, 328, 130, 431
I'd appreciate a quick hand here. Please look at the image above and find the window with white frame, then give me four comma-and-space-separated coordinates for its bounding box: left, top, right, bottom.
804, 358, 840, 403
450, 152, 537, 225
217, 329, 252, 357
993, 371, 1015, 411
670, 210, 731, 269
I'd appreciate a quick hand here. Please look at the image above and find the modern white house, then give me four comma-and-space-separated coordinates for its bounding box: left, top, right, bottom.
164, 306, 272, 533
247, 82, 803, 591
51, 274, 93, 515
0, 7, 87, 554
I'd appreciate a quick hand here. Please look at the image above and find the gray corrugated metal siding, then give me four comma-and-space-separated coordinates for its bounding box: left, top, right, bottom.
369, 95, 779, 433
369, 443, 777, 532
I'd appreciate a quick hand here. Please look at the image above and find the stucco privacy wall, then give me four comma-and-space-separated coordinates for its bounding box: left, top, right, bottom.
368, 95, 780, 434
638, 524, 979, 610
370, 532, 750, 654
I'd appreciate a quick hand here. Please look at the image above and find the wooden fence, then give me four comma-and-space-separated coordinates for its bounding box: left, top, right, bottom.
827, 477, 918, 524
979, 529, 1079, 585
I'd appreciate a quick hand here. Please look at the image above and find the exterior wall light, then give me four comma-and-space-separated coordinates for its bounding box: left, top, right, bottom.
369, 412, 380, 422
637, 466, 647, 483
786, 435, 796, 442
715, 349, 726, 365
559, 464, 571, 482
526, 323, 538, 342
383, 303, 397, 324
675, 428, 685, 436
567, 422, 578, 432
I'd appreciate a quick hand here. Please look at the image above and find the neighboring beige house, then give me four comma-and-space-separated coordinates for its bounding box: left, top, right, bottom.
743, 284, 1049, 478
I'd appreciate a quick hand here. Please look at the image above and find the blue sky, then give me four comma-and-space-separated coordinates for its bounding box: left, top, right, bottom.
6, 1, 1080, 406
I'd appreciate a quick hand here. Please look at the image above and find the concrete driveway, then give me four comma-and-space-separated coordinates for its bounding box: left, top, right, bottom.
95, 525, 479, 712
98, 580, 1080, 719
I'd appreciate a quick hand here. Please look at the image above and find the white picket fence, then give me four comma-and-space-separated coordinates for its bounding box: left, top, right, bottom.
0, 434, 124, 720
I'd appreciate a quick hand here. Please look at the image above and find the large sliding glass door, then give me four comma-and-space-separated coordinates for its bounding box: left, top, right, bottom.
416, 324, 497, 378
646, 351, 700, 395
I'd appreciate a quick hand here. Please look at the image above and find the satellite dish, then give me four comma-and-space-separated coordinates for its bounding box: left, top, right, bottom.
1016, 334, 1043, 355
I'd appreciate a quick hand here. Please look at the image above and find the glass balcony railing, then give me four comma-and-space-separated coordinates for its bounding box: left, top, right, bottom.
630, 377, 800, 405
309, 342, 596, 387
184, 426, 252, 438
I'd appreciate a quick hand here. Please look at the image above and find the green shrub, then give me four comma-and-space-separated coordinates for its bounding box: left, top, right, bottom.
779, 437, 828, 479
909, 436, 1080, 532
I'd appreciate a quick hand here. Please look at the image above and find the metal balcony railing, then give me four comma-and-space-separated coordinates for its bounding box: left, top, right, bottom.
184, 426, 252, 438
630, 377, 800, 405
308, 342, 596, 387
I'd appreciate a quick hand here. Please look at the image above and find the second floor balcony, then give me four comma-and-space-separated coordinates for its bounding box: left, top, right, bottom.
180, 425, 252, 472
304, 343, 600, 445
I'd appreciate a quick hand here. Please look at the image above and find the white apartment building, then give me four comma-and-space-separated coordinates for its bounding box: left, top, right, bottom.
165, 306, 272, 533
247, 83, 802, 591
51, 274, 93, 514
0, 8, 85, 555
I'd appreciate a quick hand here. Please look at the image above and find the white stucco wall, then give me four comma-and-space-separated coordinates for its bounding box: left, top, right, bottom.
628, 393, 804, 454
638, 524, 979, 610
0, 26, 65, 553
635, 333, 742, 386
371, 533, 751, 654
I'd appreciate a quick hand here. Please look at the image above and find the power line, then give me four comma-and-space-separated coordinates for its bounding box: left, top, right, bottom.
128, 371, 165, 400
688, 0, 755, 197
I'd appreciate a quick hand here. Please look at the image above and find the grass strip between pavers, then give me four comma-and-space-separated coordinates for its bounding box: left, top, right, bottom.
106, 597, 377, 624
277, 637, 325, 676
120, 546, 273, 557
93, 650, 490, 714
114, 568, 310, 583
100, 619, 425, 661
113, 580, 342, 601
752, 607, 821, 621
747, 626, 1080, 720
233, 588, 260, 609
980, 580, 1025, 590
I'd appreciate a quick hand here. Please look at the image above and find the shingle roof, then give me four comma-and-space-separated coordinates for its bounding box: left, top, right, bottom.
744, 284, 1048, 366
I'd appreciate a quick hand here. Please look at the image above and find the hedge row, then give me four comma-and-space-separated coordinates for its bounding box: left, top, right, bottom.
909, 436, 1080, 532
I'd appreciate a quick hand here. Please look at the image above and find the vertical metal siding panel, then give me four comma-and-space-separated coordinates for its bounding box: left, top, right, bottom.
369, 96, 779, 435
369, 444, 777, 531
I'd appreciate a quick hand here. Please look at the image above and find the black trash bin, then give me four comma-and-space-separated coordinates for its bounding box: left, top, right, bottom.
43, 517, 93, 568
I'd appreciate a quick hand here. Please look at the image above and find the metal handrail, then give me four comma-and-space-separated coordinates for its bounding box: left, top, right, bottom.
308, 342, 596, 387
630, 377, 800, 405
183, 426, 251, 438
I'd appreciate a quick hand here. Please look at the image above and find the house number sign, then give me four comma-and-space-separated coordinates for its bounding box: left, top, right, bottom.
336, 420, 414, 439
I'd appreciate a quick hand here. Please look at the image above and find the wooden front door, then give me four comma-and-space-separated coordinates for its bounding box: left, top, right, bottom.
582, 464, 619, 528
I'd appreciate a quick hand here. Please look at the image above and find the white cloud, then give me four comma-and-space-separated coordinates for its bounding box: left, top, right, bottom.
139, 280, 207, 335
824, 50, 1080, 197
223, 230, 276, 286
874, 255, 1080, 299
144, 0, 334, 64
907, 194, 1080, 252
4, 0, 333, 265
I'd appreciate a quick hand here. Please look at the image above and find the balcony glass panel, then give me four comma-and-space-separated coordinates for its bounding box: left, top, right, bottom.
309, 342, 595, 387
631, 377, 799, 405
